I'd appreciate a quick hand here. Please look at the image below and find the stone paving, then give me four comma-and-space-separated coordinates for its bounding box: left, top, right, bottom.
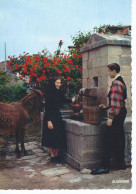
0, 141, 132, 190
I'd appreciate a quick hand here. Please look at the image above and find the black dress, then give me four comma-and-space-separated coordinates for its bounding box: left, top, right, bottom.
41, 87, 71, 149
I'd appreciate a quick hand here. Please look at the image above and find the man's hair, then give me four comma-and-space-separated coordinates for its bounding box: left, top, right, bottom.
107, 63, 120, 73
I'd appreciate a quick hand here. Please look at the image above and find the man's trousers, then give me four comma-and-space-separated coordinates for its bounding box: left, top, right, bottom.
101, 107, 127, 168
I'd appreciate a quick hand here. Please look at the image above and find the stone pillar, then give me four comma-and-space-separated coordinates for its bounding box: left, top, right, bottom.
81, 33, 131, 116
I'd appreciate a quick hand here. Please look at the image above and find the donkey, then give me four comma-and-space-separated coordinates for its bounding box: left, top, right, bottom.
0, 89, 43, 155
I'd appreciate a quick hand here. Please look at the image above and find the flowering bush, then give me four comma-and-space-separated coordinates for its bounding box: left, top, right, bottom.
8, 41, 82, 96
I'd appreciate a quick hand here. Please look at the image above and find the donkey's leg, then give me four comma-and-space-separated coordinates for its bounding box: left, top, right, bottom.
15, 130, 21, 156
20, 128, 27, 155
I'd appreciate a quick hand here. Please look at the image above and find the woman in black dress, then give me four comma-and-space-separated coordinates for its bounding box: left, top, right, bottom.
42, 77, 75, 163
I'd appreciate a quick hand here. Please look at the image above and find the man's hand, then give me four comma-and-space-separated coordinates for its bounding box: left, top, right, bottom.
106, 118, 113, 127
99, 104, 106, 109
72, 96, 76, 103
48, 121, 53, 130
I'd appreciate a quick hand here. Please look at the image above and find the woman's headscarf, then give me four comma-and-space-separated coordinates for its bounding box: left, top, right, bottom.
45, 77, 61, 93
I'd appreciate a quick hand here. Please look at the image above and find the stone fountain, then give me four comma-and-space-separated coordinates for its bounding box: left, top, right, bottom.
63, 33, 132, 171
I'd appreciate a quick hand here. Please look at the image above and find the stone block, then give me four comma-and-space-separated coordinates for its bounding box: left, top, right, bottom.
82, 60, 88, 70
126, 99, 132, 107
99, 46, 108, 57
82, 52, 89, 61
88, 60, 94, 69
82, 79, 88, 88
108, 56, 120, 64
88, 46, 108, 61
108, 45, 122, 56
123, 76, 131, 88
88, 57, 108, 69
120, 66, 132, 76
119, 56, 131, 66
100, 75, 108, 86
88, 50, 97, 60
82, 70, 89, 79
87, 79, 92, 88
126, 108, 132, 117
88, 68, 95, 78
121, 46, 131, 55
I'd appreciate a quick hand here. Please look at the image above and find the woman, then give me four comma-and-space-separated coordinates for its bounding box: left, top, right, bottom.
42, 77, 75, 163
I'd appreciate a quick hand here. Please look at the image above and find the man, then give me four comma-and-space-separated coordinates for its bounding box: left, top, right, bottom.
91, 63, 127, 175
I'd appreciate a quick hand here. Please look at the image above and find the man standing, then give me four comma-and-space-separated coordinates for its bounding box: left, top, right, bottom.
91, 63, 127, 175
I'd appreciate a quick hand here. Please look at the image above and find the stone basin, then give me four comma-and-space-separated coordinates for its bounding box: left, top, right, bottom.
63, 117, 131, 171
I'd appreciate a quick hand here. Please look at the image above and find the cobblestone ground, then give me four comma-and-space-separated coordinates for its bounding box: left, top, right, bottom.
0, 141, 132, 190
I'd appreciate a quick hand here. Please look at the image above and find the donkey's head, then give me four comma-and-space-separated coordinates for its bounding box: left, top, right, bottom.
32, 89, 44, 111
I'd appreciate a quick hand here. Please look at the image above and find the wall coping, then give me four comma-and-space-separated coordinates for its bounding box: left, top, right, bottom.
81, 33, 131, 53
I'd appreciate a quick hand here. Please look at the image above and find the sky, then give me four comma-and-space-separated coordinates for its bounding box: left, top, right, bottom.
0, 0, 131, 61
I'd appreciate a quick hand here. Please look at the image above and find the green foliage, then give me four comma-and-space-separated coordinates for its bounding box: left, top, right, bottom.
0, 71, 9, 88
0, 71, 26, 103
71, 31, 92, 50
93, 24, 124, 34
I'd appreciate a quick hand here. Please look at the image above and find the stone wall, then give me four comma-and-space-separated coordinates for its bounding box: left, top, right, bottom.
64, 117, 131, 171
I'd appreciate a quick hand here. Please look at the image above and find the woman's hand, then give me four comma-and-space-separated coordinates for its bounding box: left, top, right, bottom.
106, 118, 113, 127
72, 96, 76, 103
48, 121, 53, 130
99, 104, 106, 109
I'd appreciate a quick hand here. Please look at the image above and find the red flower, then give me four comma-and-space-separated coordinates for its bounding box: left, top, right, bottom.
43, 57, 48, 63
24, 62, 28, 66
42, 76, 46, 80
8, 56, 10, 59
15, 64, 18, 70
78, 68, 82, 72
26, 56, 30, 61
37, 78, 41, 82
12, 57, 15, 60
46, 62, 50, 66
56, 58, 61, 63
73, 54, 76, 57
10, 68, 13, 70
75, 65, 78, 68
8, 61, 11, 66
60, 53, 64, 55
29, 60, 32, 64
59, 40, 63, 46
34, 63, 38, 66
35, 56, 40, 61
43, 64, 46, 68
57, 69, 60, 73
77, 54, 82, 58
67, 76, 71, 80
24, 67, 27, 73
21, 74, 25, 78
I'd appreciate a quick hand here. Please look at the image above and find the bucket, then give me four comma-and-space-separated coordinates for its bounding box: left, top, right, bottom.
83, 106, 100, 124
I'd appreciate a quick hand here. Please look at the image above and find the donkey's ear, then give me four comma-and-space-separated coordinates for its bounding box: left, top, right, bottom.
33, 89, 43, 97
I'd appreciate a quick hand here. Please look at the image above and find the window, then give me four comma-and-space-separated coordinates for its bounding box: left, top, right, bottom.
93, 77, 98, 87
